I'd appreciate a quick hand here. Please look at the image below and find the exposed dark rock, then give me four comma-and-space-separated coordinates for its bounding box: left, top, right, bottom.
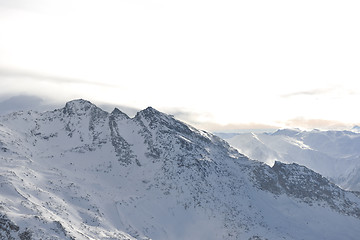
252, 161, 360, 218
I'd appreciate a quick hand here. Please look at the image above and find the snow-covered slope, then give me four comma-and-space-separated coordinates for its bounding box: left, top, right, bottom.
1, 99, 360, 239
226, 128, 360, 191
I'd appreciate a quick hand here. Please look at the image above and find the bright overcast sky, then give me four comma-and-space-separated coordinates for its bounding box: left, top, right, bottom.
0, 0, 359, 131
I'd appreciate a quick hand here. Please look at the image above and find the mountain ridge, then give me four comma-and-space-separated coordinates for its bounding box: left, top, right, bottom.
226, 128, 360, 191
1, 99, 360, 239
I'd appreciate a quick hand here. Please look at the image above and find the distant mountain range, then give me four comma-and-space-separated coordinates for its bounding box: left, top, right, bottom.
225, 128, 360, 191
1, 99, 360, 239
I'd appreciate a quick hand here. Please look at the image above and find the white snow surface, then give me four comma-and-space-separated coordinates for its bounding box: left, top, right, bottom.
226, 128, 360, 191
0, 99, 360, 240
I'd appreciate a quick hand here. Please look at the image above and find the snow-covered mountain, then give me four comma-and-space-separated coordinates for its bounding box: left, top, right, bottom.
1, 99, 360, 239
226, 128, 360, 191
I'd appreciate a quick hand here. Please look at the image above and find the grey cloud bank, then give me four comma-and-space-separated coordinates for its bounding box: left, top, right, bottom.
0, 95, 58, 115
0, 68, 118, 88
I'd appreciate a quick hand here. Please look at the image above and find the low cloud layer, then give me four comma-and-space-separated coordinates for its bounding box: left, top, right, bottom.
193, 122, 278, 133
0, 95, 142, 118
166, 109, 278, 132
283, 117, 356, 130
0, 95, 59, 115
0, 95, 358, 133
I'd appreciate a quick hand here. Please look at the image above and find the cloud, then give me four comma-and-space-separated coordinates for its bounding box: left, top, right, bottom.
0, 95, 59, 115
1, 95, 356, 133
164, 108, 278, 132
0, 0, 32, 10
283, 117, 354, 130
194, 122, 278, 132
99, 103, 140, 118
0, 68, 118, 88
167, 109, 213, 123
172, 108, 358, 132
0, 95, 143, 118
281, 86, 358, 99
281, 88, 335, 98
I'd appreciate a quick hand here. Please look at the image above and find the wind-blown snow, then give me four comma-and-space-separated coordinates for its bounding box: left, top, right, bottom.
226, 128, 360, 191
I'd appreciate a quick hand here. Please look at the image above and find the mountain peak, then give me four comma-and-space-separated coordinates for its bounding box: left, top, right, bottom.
272, 128, 301, 137
140, 106, 161, 115
65, 98, 94, 107
110, 107, 129, 120
63, 99, 99, 116
135, 106, 169, 121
